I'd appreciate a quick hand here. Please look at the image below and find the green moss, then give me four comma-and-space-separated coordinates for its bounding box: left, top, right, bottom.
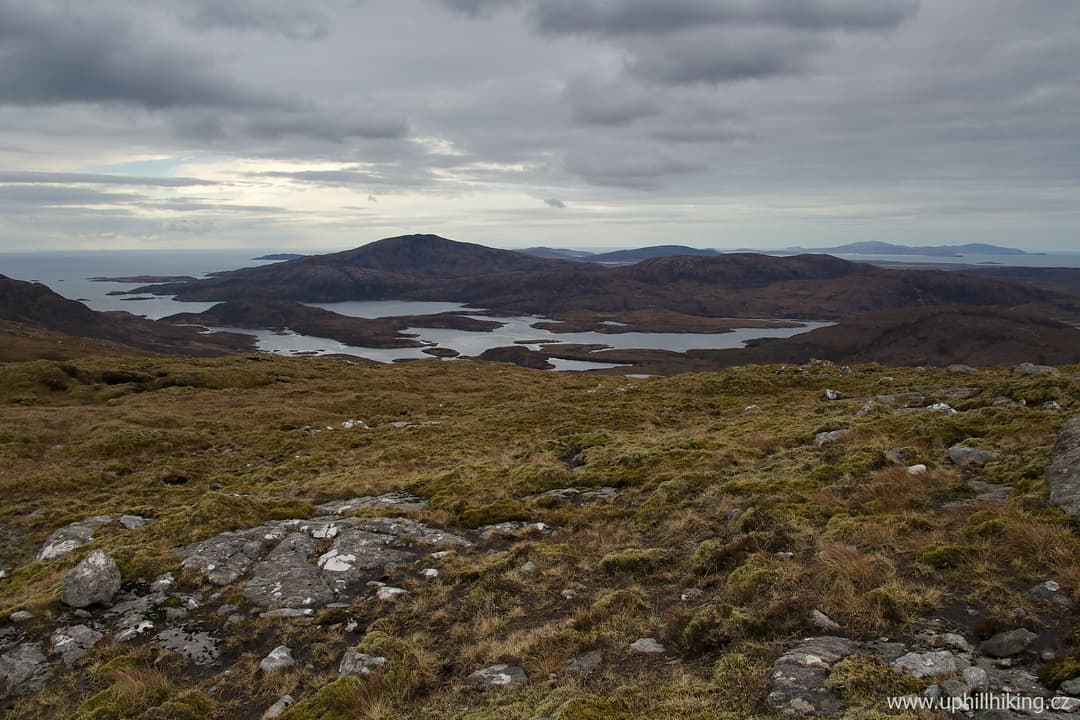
1038, 655, 1080, 689
459, 499, 530, 529
709, 651, 771, 715
965, 510, 1006, 538
917, 542, 968, 569
590, 589, 650, 620
726, 554, 780, 605
279, 676, 366, 720
691, 532, 774, 575
355, 630, 428, 699
599, 547, 673, 574
679, 603, 733, 655
825, 655, 924, 703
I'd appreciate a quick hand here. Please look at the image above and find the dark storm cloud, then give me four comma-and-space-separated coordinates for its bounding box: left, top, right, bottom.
528, 0, 918, 36
0, 1, 278, 110
565, 150, 705, 189
181, 0, 331, 40
564, 76, 659, 125
243, 113, 410, 142
0, 171, 216, 187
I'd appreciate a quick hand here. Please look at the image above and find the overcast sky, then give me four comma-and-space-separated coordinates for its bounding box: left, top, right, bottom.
0, 0, 1078, 252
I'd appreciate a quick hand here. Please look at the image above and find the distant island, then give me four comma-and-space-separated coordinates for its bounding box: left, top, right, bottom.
253, 253, 307, 261
779, 241, 1028, 257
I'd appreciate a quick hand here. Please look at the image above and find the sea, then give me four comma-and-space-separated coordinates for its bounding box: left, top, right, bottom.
3, 248, 1076, 369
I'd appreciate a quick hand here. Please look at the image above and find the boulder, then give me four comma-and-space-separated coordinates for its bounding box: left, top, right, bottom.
630, 637, 665, 654
468, 663, 527, 689
814, 430, 851, 447
767, 636, 860, 718
947, 446, 997, 468
62, 551, 121, 608
978, 628, 1037, 658
1048, 417, 1080, 519
263, 695, 295, 719
244, 533, 335, 609
824, 389, 842, 401
892, 651, 967, 679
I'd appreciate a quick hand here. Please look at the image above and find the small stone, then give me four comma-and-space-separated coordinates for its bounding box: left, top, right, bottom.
62, 551, 122, 608
567, 650, 602, 675
814, 429, 851, 447
560, 589, 577, 600
907, 464, 928, 475
9, 610, 33, 624
948, 364, 976, 374
468, 663, 527, 689
421, 568, 439, 580
824, 389, 842, 401
150, 573, 177, 594
260, 646, 295, 673
118, 515, 153, 530
339, 649, 387, 676
1014, 362, 1061, 377
940, 679, 970, 698
680, 588, 704, 602
963, 666, 989, 692
1046, 580, 1062, 592
809, 609, 841, 633
262, 695, 295, 720
375, 586, 407, 602
520, 561, 537, 574
1043, 401, 1063, 411
630, 638, 665, 654
262, 608, 314, 619
927, 402, 957, 415
979, 628, 1037, 658
892, 651, 966, 679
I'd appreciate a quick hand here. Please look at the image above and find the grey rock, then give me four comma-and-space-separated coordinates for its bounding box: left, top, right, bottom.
963, 666, 989, 692
475, 521, 554, 542
1026, 580, 1074, 609
375, 586, 406, 601
50, 624, 103, 665
680, 588, 704, 602
520, 561, 537, 573
262, 608, 315, 619
824, 389, 842, 401
339, 648, 387, 676
316, 525, 416, 595
1048, 417, 1080, 520
1044, 401, 1064, 411
37, 515, 112, 561
630, 637, 665, 654
522, 486, 618, 504
467, 663, 527, 689
62, 551, 121, 608
948, 446, 998, 468
940, 678, 970, 698
260, 646, 295, 673
150, 572, 177, 594
114, 615, 155, 643
1060, 677, 1080, 696
567, 650, 602, 675
809, 609, 841, 633
979, 629, 1037, 658
262, 695, 296, 720
314, 492, 429, 515
767, 637, 860, 718
164, 607, 188, 624
1015, 362, 1061, 377
180, 525, 285, 586
118, 515, 153, 530
926, 402, 958, 415
948, 364, 976, 374
154, 629, 220, 665
893, 651, 967, 678
245, 533, 334, 609
9, 610, 33, 624
814, 430, 851, 447
0, 643, 51, 695
929, 633, 973, 654
992, 396, 1018, 406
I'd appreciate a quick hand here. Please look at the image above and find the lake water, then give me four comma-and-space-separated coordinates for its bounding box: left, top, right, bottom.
12, 247, 1066, 369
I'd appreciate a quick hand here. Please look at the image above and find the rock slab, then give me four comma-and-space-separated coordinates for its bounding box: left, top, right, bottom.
1048, 417, 1080, 519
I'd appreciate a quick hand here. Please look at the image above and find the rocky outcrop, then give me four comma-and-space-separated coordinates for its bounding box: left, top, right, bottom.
1048, 417, 1080, 519
0, 643, 51, 695
181, 515, 470, 610
467, 664, 527, 689
37, 516, 113, 562
61, 551, 121, 608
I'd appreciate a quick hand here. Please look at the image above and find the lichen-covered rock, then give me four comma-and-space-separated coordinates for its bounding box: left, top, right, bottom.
893, 650, 967, 678
1048, 417, 1080, 520
244, 533, 334, 609
262, 695, 295, 719
62, 550, 121, 608
180, 526, 285, 586
1014, 362, 1061, 377
314, 492, 429, 515
339, 649, 387, 676
0, 643, 52, 695
50, 624, 104, 665
767, 636, 860, 717
814, 430, 851, 447
467, 663, 527, 689
948, 446, 997, 468
630, 637, 665, 654
978, 628, 1037, 658
37, 515, 112, 561
260, 646, 295, 673
155, 629, 220, 665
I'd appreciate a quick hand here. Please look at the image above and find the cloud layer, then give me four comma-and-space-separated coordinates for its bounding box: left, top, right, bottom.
0, 0, 1077, 251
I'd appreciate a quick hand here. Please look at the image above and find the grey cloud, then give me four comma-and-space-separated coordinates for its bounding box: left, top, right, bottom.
181, 1, 331, 40
565, 150, 704, 189
0, 184, 144, 206
243, 112, 409, 142
625, 27, 822, 84
529, 0, 918, 35
564, 76, 659, 125
439, 0, 520, 17
544, 197, 566, 208
0, 171, 216, 187
0, 1, 277, 110
253, 166, 432, 188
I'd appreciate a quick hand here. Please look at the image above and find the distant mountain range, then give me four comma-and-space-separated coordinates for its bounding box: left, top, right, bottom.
522, 241, 1028, 262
